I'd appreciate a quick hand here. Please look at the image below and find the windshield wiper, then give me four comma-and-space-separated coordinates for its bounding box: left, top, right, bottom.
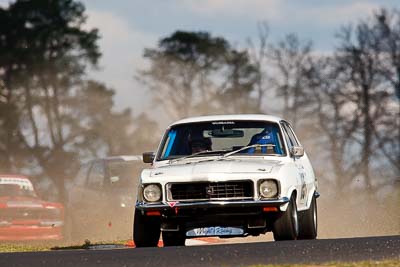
169, 149, 231, 164
221, 144, 276, 158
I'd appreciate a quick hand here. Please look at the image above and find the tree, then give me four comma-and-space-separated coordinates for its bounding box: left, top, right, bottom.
71, 81, 159, 158
305, 57, 362, 192
218, 49, 259, 113
334, 11, 399, 189
268, 33, 314, 128
372, 8, 400, 172
247, 22, 270, 112
140, 30, 264, 119
0, 0, 101, 199
139, 31, 229, 119
0, 1, 161, 202
374, 8, 400, 101
300, 8, 400, 194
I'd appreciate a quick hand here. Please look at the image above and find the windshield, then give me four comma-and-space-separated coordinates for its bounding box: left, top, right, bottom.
0, 184, 37, 198
158, 120, 286, 161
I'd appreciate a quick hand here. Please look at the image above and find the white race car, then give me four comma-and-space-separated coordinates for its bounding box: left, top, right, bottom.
134, 114, 319, 247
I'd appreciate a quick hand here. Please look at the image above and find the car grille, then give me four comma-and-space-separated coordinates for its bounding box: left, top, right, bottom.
0, 208, 60, 221
167, 181, 254, 201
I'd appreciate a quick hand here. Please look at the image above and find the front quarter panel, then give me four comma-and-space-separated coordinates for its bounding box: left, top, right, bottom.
273, 159, 300, 212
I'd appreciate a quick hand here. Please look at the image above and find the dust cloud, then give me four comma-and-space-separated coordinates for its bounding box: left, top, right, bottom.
317, 185, 400, 238
1, 125, 398, 247
62, 169, 399, 246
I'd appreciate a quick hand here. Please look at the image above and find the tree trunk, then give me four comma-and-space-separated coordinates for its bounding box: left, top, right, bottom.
2, 71, 14, 172
24, 85, 40, 148
361, 83, 372, 191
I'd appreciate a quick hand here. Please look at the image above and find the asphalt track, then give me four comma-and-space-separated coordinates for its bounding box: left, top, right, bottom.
0, 235, 399, 267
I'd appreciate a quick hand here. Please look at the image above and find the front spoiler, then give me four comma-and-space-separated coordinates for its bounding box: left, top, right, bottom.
136, 197, 290, 210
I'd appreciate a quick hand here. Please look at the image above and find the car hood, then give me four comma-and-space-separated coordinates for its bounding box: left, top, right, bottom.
144, 158, 284, 182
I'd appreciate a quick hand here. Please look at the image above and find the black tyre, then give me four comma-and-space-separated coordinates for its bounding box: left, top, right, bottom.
162, 230, 186, 246
273, 194, 299, 241
133, 209, 161, 247
298, 195, 317, 239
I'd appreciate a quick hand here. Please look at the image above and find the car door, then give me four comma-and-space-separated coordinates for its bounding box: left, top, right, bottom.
280, 122, 308, 208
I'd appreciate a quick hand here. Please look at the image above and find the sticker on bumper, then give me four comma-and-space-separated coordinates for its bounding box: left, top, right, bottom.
186, 226, 244, 237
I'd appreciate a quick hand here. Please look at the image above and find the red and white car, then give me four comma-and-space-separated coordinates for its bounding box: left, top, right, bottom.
0, 175, 64, 241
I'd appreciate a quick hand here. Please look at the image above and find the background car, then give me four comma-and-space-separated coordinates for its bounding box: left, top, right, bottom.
0, 174, 64, 241
65, 155, 144, 243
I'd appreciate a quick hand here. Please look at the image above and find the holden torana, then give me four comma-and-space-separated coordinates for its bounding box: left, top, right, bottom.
134, 114, 319, 247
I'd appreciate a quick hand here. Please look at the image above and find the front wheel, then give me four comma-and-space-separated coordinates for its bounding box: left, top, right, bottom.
273, 194, 299, 241
133, 209, 161, 247
298, 195, 317, 239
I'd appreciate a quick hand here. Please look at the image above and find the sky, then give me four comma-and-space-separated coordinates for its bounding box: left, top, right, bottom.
1, 0, 399, 116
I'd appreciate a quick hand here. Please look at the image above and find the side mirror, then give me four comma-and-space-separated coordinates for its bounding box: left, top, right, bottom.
142, 152, 155, 163
110, 176, 120, 184
290, 146, 304, 157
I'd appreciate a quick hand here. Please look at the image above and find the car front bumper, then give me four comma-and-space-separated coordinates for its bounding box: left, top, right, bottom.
136, 197, 290, 211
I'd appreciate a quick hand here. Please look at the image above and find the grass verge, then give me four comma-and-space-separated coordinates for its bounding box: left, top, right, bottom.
0, 239, 129, 252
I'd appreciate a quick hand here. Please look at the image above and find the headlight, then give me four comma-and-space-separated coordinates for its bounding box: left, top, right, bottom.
259, 180, 278, 198
143, 184, 162, 202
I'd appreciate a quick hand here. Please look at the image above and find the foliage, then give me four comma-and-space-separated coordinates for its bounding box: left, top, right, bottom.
139, 30, 260, 119
0, 0, 157, 201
